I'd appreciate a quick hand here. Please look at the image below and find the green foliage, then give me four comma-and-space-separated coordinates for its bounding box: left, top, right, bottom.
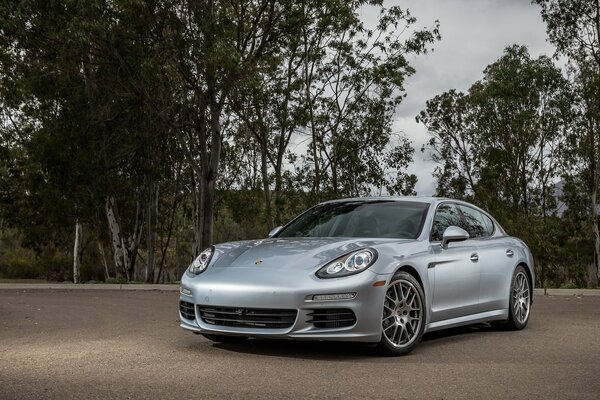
2, 1, 595, 288
0, 230, 71, 280
0, 0, 438, 282
535, 0, 600, 286
418, 44, 597, 287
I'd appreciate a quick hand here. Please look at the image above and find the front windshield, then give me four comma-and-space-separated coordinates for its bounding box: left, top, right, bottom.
276, 200, 430, 239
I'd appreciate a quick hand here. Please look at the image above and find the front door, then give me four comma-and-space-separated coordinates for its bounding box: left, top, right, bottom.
429, 203, 481, 322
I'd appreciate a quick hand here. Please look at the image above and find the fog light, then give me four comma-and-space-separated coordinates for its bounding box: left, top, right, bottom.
312, 293, 356, 301
180, 287, 192, 296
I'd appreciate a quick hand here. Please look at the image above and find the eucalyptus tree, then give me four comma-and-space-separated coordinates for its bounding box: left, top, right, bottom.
535, 0, 600, 284
301, 2, 439, 198
416, 89, 477, 199
469, 45, 572, 219
141, 0, 306, 255
419, 45, 572, 285
0, 0, 179, 281
229, 27, 307, 229
420, 46, 571, 219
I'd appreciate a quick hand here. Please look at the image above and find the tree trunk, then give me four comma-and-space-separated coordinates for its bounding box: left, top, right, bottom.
73, 220, 83, 284
156, 165, 182, 283
195, 85, 222, 251
145, 186, 155, 283
303, 23, 320, 195
259, 134, 274, 230
190, 169, 202, 258
199, 174, 215, 250
97, 240, 110, 281
592, 183, 600, 284
105, 196, 129, 280
127, 197, 145, 281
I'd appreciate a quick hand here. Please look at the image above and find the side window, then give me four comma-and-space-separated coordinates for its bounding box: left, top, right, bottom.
458, 205, 490, 238
481, 213, 495, 236
431, 203, 463, 241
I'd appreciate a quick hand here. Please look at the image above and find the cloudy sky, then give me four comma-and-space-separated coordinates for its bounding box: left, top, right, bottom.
376, 0, 558, 195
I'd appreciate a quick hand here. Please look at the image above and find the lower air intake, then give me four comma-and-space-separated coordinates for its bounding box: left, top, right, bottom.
198, 306, 297, 329
179, 301, 196, 321
307, 308, 357, 328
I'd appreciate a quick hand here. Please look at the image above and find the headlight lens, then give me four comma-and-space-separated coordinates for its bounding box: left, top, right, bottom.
188, 247, 214, 274
316, 249, 377, 279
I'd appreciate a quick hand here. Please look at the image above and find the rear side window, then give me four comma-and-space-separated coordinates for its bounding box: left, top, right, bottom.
458, 205, 493, 238
431, 203, 463, 241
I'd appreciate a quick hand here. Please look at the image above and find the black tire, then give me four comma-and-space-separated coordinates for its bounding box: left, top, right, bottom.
494, 265, 531, 330
506, 265, 531, 330
202, 334, 249, 343
375, 271, 426, 356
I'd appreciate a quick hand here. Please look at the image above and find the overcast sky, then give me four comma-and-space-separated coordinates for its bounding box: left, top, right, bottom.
375, 0, 558, 195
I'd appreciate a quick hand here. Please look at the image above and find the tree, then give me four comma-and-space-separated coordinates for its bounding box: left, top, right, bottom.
416, 89, 476, 198
419, 45, 573, 285
0, 0, 178, 281
143, 0, 306, 255
0, 0, 438, 283
535, 0, 600, 284
301, 3, 439, 198
469, 45, 571, 219
420, 46, 570, 215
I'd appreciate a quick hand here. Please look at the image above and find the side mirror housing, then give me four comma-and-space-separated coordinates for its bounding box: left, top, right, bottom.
268, 226, 283, 238
441, 226, 469, 249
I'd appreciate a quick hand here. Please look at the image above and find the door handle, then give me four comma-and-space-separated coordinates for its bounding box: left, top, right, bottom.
506, 249, 514, 257
470, 253, 479, 262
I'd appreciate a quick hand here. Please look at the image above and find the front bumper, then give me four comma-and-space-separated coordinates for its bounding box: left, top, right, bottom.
179, 268, 390, 343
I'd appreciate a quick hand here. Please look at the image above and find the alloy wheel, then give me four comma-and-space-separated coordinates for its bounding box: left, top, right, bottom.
382, 278, 423, 348
512, 271, 530, 324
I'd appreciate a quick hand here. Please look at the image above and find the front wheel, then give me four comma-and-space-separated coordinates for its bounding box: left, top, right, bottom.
376, 272, 425, 356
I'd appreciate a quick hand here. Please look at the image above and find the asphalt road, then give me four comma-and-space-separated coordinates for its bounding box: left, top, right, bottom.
1, 290, 599, 400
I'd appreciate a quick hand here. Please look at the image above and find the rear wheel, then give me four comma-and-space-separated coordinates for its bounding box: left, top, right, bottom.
202, 334, 248, 343
493, 265, 531, 330
506, 266, 531, 330
376, 272, 425, 356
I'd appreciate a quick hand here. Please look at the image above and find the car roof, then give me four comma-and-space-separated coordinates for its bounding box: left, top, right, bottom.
319, 196, 448, 205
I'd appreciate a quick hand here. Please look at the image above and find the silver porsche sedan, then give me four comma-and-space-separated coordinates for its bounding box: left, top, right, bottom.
179, 197, 534, 356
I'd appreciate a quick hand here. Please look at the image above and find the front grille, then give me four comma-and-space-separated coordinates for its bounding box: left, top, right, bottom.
307, 308, 357, 329
198, 306, 297, 329
179, 301, 195, 321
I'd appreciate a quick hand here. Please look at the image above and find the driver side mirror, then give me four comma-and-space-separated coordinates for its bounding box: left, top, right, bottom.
441, 226, 469, 249
268, 225, 283, 238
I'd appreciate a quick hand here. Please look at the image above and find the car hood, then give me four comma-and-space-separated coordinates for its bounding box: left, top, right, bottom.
211, 237, 414, 271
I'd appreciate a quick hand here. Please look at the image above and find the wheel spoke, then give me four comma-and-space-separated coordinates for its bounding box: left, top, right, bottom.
397, 284, 403, 302
407, 292, 416, 306
406, 320, 415, 335
400, 285, 411, 303
397, 325, 406, 344
392, 325, 400, 342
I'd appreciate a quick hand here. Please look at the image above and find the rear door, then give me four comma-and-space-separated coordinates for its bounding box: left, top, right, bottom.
429, 203, 481, 322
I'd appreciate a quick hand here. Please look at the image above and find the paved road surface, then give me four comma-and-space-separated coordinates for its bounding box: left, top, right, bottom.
1, 290, 599, 399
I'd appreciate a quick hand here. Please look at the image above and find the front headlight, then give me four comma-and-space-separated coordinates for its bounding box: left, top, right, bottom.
188, 247, 214, 275
316, 248, 377, 279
